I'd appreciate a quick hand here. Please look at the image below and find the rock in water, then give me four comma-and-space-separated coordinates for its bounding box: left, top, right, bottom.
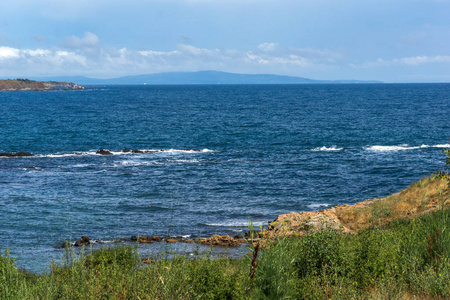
96, 149, 113, 155
200, 235, 243, 247
74, 236, 90, 247
0, 152, 34, 157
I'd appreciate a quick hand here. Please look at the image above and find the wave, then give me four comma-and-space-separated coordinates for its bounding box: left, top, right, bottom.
35, 148, 214, 158
365, 144, 450, 152
307, 203, 331, 209
311, 146, 343, 151
205, 221, 266, 227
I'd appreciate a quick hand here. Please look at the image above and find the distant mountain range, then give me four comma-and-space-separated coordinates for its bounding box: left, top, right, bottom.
31, 71, 382, 85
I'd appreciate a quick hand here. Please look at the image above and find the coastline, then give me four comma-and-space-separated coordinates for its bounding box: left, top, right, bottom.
0, 79, 84, 91
67, 174, 449, 249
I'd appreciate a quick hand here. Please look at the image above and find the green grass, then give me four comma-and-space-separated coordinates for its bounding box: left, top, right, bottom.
1, 206, 450, 299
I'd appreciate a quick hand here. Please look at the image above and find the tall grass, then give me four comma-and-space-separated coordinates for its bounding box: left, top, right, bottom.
1, 206, 449, 299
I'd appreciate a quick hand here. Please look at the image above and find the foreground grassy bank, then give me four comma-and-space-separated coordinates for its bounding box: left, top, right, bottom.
1, 174, 449, 299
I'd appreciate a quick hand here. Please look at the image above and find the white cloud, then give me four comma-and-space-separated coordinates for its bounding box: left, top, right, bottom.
258, 43, 278, 52
0, 47, 20, 60
396, 55, 450, 65
354, 55, 450, 68
63, 32, 99, 49
0, 43, 343, 77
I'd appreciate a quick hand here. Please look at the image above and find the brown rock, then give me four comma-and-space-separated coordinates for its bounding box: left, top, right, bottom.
141, 258, 153, 264
200, 234, 242, 247
166, 238, 178, 243
74, 236, 90, 247
152, 235, 160, 241
139, 236, 154, 243
0, 152, 34, 157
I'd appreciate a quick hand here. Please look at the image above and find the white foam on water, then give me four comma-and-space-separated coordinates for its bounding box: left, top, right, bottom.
311, 146, 343, 151
162, 148, 214, 154
206, 221, 266, 227
307, 203, 332, 209
36, 148, 214, 158
169, 159, 201, 164
113, 160, 151, 167
72, 164, 93, 168
365, 144, 450, 152
434, 144, 450, 148
38, 152, 97, 158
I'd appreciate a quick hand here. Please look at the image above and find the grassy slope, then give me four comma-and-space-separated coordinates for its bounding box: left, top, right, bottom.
1, 174, 449, 299
0, 79, 47, 91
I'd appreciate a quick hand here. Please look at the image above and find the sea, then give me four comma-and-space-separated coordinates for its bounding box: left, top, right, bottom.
1, 84, 449, 273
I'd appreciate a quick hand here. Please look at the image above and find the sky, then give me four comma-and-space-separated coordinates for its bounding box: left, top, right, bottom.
1, 0, 450, 82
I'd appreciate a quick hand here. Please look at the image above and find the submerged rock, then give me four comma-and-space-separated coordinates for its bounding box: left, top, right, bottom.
0, 152, 34, 157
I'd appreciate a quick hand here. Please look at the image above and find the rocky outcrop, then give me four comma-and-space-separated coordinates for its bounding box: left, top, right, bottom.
0, 152, 34, 157
74, 236, 90, 247
264, 176, 449, 240
200, 234, 244, 247
96, 149, 113, 155
0, 79, 84, 91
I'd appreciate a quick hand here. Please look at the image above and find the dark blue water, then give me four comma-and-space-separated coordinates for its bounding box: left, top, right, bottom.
1, 84, 449, 273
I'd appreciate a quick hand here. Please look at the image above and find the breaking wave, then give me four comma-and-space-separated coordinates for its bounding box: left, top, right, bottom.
365, 144, 450, 152
35, 148, 214, 158
311, 146, 344, 151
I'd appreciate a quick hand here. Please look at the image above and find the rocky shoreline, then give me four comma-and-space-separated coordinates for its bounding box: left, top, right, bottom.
66, 174, 449, 250
0, 79, 84, 91
0, 149, 207, 158
66, 233, 249, 249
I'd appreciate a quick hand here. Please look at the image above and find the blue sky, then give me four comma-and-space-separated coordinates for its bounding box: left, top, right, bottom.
1, 0, 449, 82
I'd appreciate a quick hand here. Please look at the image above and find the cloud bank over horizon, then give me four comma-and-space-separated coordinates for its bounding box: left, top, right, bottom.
1, 1, 450, 82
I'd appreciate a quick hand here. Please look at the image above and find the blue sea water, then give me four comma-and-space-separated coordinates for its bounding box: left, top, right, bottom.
1, 84, 449, 273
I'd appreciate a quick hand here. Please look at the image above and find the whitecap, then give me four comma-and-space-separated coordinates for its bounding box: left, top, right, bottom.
433, 144, 450, 148
113, 160, 151, 167
169, 159, 200, 164
311, 146, 343, 151
365, 144, 450, 152
38, 152, 97, 158
206, 221, 266, 227
34, 148, 214, 158
307, 203, 331, 209
71, 164, 93, 168
162, 148, 214, 154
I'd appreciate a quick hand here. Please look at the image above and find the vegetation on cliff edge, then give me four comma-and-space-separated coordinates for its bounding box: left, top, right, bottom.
1, 150, 449, 299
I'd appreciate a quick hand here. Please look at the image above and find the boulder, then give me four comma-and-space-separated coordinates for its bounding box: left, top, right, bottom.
139, 236, 154, 243
166, 238, 178, 243
200, 235, 242, 247
96, 149, 113, 155
74, 236, 90, 247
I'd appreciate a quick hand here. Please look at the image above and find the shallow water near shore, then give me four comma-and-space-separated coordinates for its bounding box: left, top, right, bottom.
1, 84, 449, 273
